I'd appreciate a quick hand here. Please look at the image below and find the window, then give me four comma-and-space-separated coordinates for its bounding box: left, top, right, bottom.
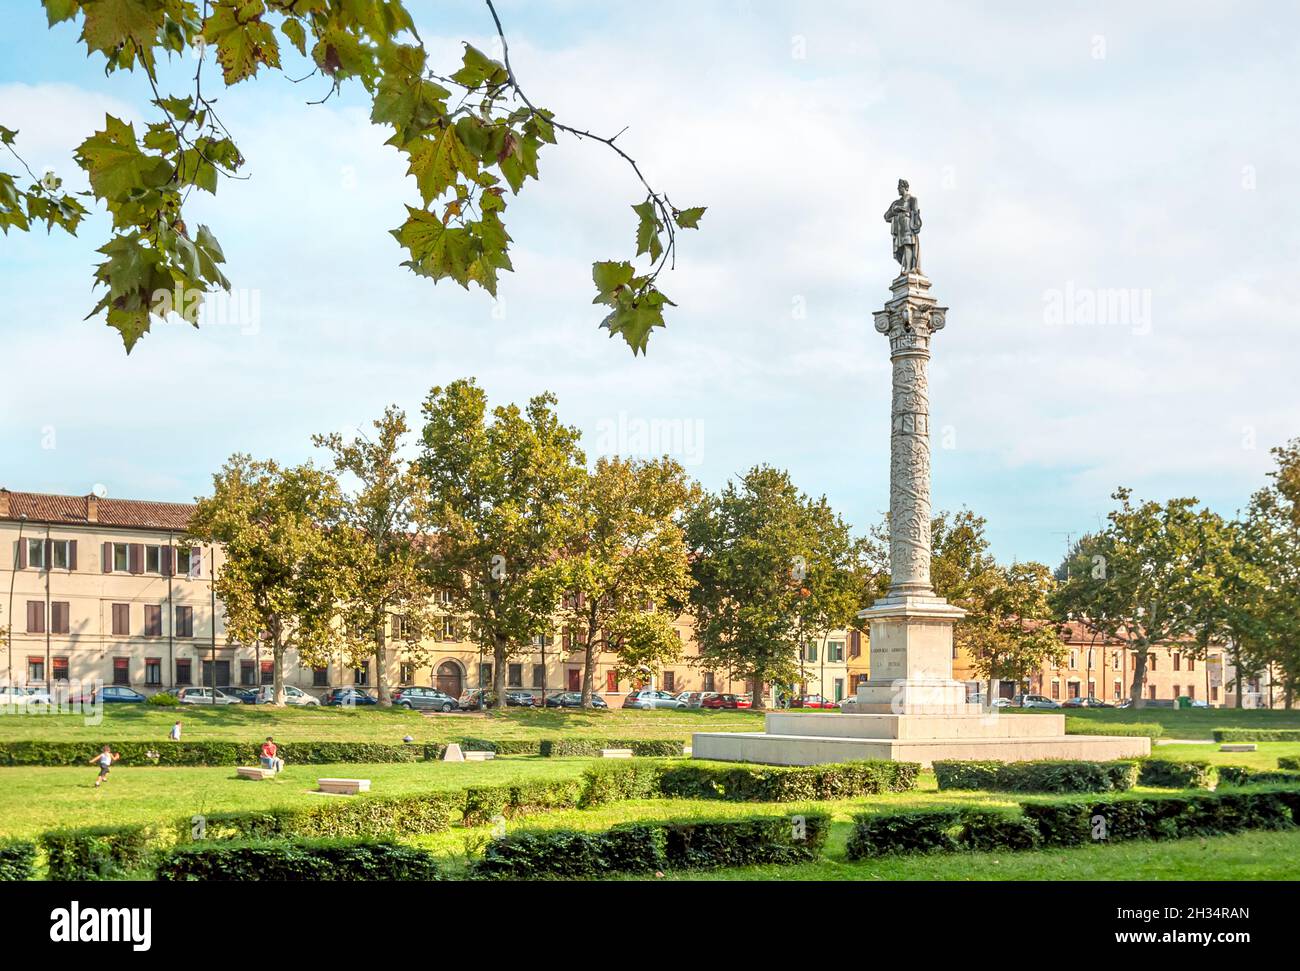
606, 670, 618, 693
27, 657, 44, 682
1087, 679, 1096, 698
174, 606, 194, 638
1211, 685, 1219, 702
849, 631, 862, 658
353, 663, 370, 686
1050, 680, 1060, 700
703, 671, 715, 692
1187, 685, 1195, 700
805, 643, 818, 663
26, 539, 45, 569
400, 662, 415, 684
1187, 657, 1195, 672
111, 603, 130, 636
1148, 684, 1157, 701
1068, 680, 1081, 699
26, 601, 44, 634
50, 602, 70, 635
1148, 655, 1156, 671
1113, 680, 1122, 700
113, 657, 130, 686
663, 671, 676, 692
1173, 684, 1181, 699
442, 617, 457, 640
1068, 651, 1077, 669
174, 659, 192, 685
176, 547, 193, 576
51, 540, 72, 570
828, 641, 844, 662
260, 661, 273, 686
1173, 652, 1181, 671
53, 657, 69, 682
240, 661, 256, 687
113, 543, 129, 572
1112, 652, 1120, 670
145, 658, 162, 687
508, 664, 523, 687
145, 545, 162, 574
479, 664, 492, 686
531, 664, 545, 689
313, 666, 329, 687
437, 589, 454, 605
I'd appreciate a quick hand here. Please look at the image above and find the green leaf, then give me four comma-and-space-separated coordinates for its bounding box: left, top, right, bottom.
75, 116, 172, 202
674, 206, 706, 230
633, 200, 662, 262
592, 261, 635, 304
42, 0, 81, 27
206, 1, 282, 85
451, 44, 508, 89
280, 18, 307, 56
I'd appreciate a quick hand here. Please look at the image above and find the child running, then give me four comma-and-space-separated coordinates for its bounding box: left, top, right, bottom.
88, 745, 120, 788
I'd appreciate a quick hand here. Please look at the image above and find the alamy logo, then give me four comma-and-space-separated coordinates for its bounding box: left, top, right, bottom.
49, 901, 151, 951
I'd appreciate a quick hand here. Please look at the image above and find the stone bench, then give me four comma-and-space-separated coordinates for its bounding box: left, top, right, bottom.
600, 748, 634, 759
1219, 743, 1257, 753
236, 766, 275, 781
318, 778, 370, 795
462, 751, 495, 761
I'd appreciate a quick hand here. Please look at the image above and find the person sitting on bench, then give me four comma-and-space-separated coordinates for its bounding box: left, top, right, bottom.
260, 736, 284, 774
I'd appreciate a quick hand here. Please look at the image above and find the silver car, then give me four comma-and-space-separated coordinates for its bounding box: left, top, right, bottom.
626, 689, 685, 710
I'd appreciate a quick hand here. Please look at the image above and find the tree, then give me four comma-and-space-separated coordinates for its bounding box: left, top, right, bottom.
314, 405, 433, 708
558, 456, 697, 708
187, 455, 348, 705
966, 562, 1067, 701
1, 0, 704, 354
417, 378, 584, 713
686, 466, 845, 709
1052, 488, 1216, 707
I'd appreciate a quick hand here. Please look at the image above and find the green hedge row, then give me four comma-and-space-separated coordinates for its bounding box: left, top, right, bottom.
1137, 758, 1216, 789
846, 786, 1300, 860
1213, 729, 1300, 742
0, 841, 36, 881
656, 760, 919, 801
463, 778, 586, 826
1279, 756, 1300, 771
1065, 719, 1165, 738
451, 737, 685, 758
191, 791, 463, 842
472, 812, 830, 879
155, 839, 442, 881
1217, 766, 1300, 787
41, 825, 162, 881
0, 740, 423, 767
933, 759, 1137, 794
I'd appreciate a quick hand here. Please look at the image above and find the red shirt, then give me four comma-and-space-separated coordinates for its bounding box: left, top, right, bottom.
261, 742, 277, 758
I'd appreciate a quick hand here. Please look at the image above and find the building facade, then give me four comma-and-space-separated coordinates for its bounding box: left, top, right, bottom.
2, 489, 856, 705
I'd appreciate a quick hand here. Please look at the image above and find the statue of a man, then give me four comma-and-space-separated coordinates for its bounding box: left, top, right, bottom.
884, 179, 922, 275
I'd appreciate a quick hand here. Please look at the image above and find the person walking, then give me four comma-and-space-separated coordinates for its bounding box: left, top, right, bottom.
169, 720, 182, 742
88, 745, 120, 788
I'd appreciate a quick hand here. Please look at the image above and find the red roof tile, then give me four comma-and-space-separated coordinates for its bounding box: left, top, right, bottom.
0, 490, 194, 532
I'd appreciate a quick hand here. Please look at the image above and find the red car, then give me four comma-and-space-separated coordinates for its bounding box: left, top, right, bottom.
701, 693, 754, 710
792, 694, 838, 709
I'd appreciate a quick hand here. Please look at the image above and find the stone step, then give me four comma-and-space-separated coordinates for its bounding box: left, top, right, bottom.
763, 712, 1066, 741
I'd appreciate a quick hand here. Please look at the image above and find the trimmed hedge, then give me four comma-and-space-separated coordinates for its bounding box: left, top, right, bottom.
578, 760, 666, 808
933, 759, 1137, 794
657, 760, 919, 802
42, 825, 164, 880
463, 778, 585, 825
1217, 766, 1300, 788
0, 740, 421, 767
472, 812, 830, 879
156, 839, 441, 881
454, 737, 686, 758
191, 791, 462, 841
0, 841, 36, 881
1279, 756, 1300, 771
1065, 718, 1164, 738
1137, 758, 1215, 789
847, 786, 1300, 860
1025, 788, 1296, 847
1213, 729, 1300, 743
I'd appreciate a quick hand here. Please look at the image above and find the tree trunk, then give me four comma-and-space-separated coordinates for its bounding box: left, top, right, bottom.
493, 633, 508, 712
273, 639, 286, 707
581, 622, 597, 708
375, 622, 391, 708
751, 676, 764, 710
1128, 644, 1148, 709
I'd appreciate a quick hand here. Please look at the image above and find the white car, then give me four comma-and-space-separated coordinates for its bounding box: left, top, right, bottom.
0, 686, 53, 709
177, 686, 243, 705
254, 684, 320, 706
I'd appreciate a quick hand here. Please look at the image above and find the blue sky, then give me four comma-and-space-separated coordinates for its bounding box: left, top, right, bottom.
2, 0, 1297, 567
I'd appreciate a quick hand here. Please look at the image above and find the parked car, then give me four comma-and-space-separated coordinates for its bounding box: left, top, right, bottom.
177, 686, 243, 706
543, 691, 609, 709
0, 685, 54, 708
504, 690, 536, 707
458, 688, 496, 711
1062, 696, 1114, 708
1009, 694, 1061, 710
675, 691, 714, 709
701, 693, 744, 710
254, 684, 320, 706
390, 686, 458, 712
622, 688, 684, 710
792, 694, 839, 709
321, 687, 376, 707
217, 685, 259, 705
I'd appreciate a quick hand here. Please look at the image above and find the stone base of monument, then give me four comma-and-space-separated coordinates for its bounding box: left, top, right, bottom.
691, 708, 1150, 768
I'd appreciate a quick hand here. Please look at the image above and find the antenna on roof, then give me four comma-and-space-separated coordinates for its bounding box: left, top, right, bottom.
91, 484, 108, 498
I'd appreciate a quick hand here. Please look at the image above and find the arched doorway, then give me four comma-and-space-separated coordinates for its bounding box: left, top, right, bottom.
435, 660, 463, 699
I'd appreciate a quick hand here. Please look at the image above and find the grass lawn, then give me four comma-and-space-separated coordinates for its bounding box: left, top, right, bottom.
0, 756, 595, 840
0, 704, 766, 745
1031, 705, 1300, 740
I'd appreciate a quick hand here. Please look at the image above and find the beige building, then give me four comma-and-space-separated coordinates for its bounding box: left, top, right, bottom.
1, 488, 855, 704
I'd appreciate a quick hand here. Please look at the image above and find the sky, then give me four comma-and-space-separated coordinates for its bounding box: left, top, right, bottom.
1, 0, 1297, 567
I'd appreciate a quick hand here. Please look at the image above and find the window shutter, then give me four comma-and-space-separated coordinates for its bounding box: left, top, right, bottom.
15, 541, 25, 571
128, 543, 143, 574
68, 541, 77, 571
27, 601, 43, 634
102, 542, 112, 573
161, 546, 173, 577
189, 547, 202, 579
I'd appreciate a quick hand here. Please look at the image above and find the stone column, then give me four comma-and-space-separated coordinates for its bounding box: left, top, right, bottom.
854, 270, 974, 715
